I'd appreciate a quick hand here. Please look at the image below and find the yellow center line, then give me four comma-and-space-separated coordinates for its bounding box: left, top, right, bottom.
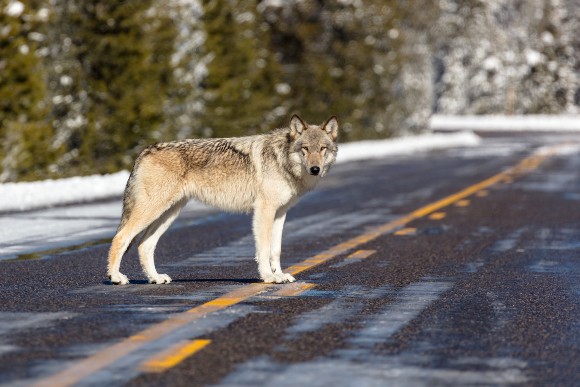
141, 339, 211, 373
32, 283, 273, 387
34, 144, 563, 387
288, 145, 559, 275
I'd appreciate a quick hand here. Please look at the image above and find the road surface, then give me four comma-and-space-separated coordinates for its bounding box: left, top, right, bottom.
0, 132, 579, 386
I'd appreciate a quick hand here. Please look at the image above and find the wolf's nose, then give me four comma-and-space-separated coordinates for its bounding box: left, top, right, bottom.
310, 166, 320, 175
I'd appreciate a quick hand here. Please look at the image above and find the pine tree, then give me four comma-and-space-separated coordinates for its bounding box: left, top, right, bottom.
200, 0, 284, 137
520, 0, 579, 113
46, 0, 179, 176
259, 0, 434, 141
162, 0, 206, 139
432, 0, 579, 115
127, 0, 209, 141
0, 0, 58, 182
46, 0, 89, 177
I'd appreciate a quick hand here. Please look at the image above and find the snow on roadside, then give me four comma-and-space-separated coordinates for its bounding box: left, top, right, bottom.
0, 132, 480, 213
337, 131, 480, 164
0, 171, 130, 213
431, 115, 580, 132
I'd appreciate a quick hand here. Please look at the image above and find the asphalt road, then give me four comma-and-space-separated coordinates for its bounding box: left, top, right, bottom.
1, 132, 579, 386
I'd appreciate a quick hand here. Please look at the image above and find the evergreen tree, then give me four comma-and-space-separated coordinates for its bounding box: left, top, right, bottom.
433, 0, 579, 115
162, 0, 206, 139
260, 0, 430, 141
200, 0, 284, 137
50, 0, 179, 175
46, 0, 89, 178
2, 0, 579, 182
520, 0, 579, 113
0, 0, 58, 182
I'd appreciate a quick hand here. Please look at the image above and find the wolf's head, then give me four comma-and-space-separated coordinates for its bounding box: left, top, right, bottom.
288, 114, 338, 177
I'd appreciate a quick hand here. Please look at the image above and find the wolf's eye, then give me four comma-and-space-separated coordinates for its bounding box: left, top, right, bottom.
320, 146, 327, 152
301, 146, 309, 152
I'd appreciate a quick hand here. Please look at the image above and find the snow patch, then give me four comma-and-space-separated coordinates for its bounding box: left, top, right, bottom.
0, 171, 129, 213
524, 49, 543, 66
431, 115, 580, 132
337, 132, 480, 164
4, 1, 24, 17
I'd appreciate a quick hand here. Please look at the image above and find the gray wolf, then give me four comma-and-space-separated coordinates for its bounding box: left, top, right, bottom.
107, 115, 339, 285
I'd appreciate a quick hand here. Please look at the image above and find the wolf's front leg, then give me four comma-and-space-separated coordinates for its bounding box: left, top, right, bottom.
253, 201, 290, 283
253, 202, 276, 282
270, 209, 295, 283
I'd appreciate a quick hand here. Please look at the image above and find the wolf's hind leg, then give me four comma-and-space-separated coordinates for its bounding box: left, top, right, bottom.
107, 194, 179, 284
138, 199, 186, 284
270, 209, 295, 283
108, 227, 141, 285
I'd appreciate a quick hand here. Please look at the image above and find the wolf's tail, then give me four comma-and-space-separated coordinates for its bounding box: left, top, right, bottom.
118, 144, 154, 232
117, 167, 138, 232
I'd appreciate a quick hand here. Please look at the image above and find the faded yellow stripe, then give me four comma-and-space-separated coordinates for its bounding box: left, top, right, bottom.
204, 297, 242, 307
404, 150, 548, 220
142, 339, 211, 373
455, 199, 471, 207
394, 227, 417, 236
429, 212, 446, 220
272, 282, 316, 297
34, 145, 563, 387
346, 250, 376, 259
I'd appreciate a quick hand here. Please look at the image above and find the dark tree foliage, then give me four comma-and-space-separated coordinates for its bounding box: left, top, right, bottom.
200, 0, 284, 137
260, 0, 428, 141
63, 0, 178, 174
0, 0, 578, 182
0, 0, 59, 181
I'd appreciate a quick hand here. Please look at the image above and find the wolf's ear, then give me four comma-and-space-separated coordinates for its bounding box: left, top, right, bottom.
323, 116, 338, 141
290, 114, 307, 140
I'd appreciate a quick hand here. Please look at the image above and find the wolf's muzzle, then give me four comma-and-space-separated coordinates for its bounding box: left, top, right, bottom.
310, 166, 320, 175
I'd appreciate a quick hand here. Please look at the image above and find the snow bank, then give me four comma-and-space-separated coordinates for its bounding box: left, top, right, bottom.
337, 131, 480, 164
0, 171, 130, 213
431, 115, 580, 132
0, 132, 480, 213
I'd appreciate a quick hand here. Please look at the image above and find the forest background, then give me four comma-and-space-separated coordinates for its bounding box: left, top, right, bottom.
0, 0, 578, 182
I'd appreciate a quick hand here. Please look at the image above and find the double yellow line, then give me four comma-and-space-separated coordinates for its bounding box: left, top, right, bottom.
34, 145, 562, 386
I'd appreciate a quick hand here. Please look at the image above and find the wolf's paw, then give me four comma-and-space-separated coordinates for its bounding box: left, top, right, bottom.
271, 272, 295, 284
260, 273, 277, 283
279, 272, 296, 283
261, 271, 295, 284
149, 274, 172, 284
110, 272, 129, 285
261, 272, 295, 284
